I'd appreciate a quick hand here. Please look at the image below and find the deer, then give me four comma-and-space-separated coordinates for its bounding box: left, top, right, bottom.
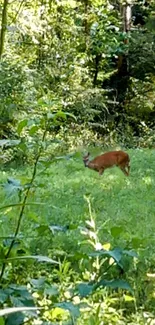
83, 150, 130, 176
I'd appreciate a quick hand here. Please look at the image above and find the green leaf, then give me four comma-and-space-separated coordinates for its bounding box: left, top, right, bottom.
76, 283, 94, 297
5, 255, 59, 264
36, 225, 49, 235
18, 142, 27, 153
47, 111, 76, 121
6, 312, 25, 325
47, 111, 65, 121
0, 317, 4, 325
6, 178, 21, 187
54, 111, 67, 119
45, 286, 59, 297
89, 247, 123, 264
123, 250, 138, 258
9, 284, 32, 295
96, 279, 133, 294
0, 290, 8, 303
50, 139, 62, 144
49, 225, 68, 233
131, 237, 144, 249
63, 111, 77, 121
55, 302, 80, 319
17, 119, 28, 135
9, 292, 34, 311
29, 125, 39, 136
0, 139, 20, 148
105, 248, 122, 265
124, 294, 135, 302
77, 278, 133, 297
47, 113, 56, 119
4, 178, 23, 196
30, 278, 46, 289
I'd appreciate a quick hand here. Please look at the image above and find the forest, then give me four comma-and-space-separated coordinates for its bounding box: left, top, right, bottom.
0, 0, 155, 324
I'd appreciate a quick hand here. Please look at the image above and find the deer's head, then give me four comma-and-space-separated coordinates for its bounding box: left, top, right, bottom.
83, 152, 90, 167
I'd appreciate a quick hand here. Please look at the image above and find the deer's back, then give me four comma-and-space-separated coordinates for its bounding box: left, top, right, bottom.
91, 150, 129, 168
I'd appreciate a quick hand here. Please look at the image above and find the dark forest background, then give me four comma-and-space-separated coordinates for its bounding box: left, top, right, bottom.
1, 0, 155, 164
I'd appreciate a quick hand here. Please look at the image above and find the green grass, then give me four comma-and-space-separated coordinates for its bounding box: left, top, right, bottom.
1, 147, 155, 323
1, 147, 155, 259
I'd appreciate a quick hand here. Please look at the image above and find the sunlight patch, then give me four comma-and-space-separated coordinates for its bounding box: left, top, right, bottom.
147, 273, 155, 278
125, 179, 131, 186
107, 174, 117, 180
142, 176, 152, 185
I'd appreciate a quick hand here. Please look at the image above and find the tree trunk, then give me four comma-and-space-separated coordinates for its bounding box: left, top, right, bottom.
0, 0, 9, 59
123, 2, 132, 33
115, 1, 132, 102
37, 0, 46, 67
103, 1, 132, 102
93, 55, 101, 87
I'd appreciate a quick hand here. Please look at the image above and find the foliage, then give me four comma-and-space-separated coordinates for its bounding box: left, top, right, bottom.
0, 0, 155, 323
1, 144, 155, 323
0, 0, 154, 142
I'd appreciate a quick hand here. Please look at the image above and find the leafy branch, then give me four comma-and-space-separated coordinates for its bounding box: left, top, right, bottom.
0, 128, 47, 280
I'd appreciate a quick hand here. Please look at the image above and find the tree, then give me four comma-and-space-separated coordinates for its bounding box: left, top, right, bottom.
0, 0, 9, 58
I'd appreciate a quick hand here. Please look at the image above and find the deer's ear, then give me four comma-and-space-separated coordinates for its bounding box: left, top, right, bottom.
83, 152, 90, 159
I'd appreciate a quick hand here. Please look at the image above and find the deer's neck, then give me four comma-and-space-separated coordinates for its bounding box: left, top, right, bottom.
84, 159, 90, 167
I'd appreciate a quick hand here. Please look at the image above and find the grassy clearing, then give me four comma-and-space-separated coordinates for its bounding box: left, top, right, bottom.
1, 148, 155, 250
1, 147, 155, 323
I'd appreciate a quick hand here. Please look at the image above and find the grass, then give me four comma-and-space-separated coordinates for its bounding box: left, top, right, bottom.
1, 147, 155, 323
1, 147, 155, 260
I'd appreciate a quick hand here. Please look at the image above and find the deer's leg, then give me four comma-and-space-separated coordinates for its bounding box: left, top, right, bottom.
120, 166, 129, 176
124, 162, 130, 176
99, 168, 104, 176
127, 163, 130, 175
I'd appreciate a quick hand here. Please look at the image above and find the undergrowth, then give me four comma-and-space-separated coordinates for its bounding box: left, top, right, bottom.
0, 147, 155, 324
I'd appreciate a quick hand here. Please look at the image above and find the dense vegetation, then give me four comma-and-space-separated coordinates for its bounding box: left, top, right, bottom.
1, 0, 155, 324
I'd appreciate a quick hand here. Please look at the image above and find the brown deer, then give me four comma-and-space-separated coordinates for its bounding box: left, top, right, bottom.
83, 151, 130, 176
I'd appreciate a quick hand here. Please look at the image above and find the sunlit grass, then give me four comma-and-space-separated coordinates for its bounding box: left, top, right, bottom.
1, 147, 155, 322
1, 148, 155, 257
